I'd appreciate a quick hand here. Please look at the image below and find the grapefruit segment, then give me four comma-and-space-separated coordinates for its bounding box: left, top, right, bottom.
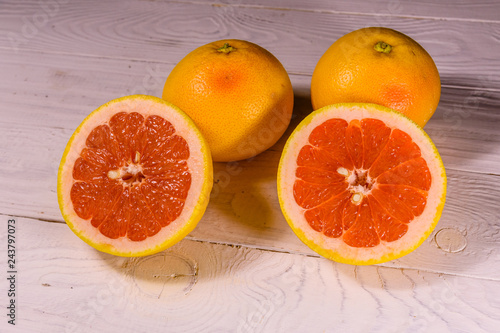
293, 179, 347, 210
309, 119, 353, 170
278, 103, 446, 265
100, 189, 130, 239
296, 166, 345, 185
142, 160, 188, 178
343, 201, 379, 248
58, 95, 212, 257
296, 145, 342, 171
304, 192, 350, 237
377, 157, 431, 190
345, 119, 363, 169
369, 129, 422, 178
342, 199, 361, 231
361, 119, 391, 169
370, 188, 414, 224
368, 195, 409, 242
377, 184, 428, 216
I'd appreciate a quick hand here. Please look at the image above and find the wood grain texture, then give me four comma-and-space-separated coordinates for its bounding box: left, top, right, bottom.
1, 123, 500, 280
1, 49, 499, 175
1, 48, 499, 280
1, 0, 500, 331
1, 0, 500, 90
195, 163, 500, 280
1, 215, 499, 333
179, 0, 500, 22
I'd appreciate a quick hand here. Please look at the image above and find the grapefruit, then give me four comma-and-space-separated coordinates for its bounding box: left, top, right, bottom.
277, 103, 446, 265
311, 27, 441, 127
57, 95, 213, 257
162, 39, 294, 162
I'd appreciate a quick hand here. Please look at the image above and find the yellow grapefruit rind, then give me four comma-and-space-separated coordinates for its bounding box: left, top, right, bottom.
57, 95, 213, 257
277, 103, 446, 265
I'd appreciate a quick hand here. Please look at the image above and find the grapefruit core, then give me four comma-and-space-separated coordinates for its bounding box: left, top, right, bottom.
57, 95, 213, 257
278, 103, 446, 265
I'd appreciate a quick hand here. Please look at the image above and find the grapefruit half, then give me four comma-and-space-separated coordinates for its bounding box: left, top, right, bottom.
277, 103, 446, 265
57, 95, 213, 257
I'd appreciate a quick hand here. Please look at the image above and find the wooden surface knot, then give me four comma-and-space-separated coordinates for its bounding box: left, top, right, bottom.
434, 227, 467, 253
132, 252, 198, 299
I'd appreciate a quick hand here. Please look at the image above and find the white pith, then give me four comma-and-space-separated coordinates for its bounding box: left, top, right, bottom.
58, 96, 212, 256
344, 168, 373, 204
107, 161, 143, 183
278, 104, 446, 264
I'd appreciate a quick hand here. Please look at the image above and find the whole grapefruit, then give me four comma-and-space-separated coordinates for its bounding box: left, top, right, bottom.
162, 39, 294, 162
311, 27, 441, 127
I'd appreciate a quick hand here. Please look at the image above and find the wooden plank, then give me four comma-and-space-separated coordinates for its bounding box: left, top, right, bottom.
1, 49, 499, 174
1, 113, 500, 279
2, 0, 498, 331
1, 0, 500, 90
420, 87, 500, 175
180, 0, 500, 22
195, 161, 500, 280
1, 49, 499, 279
1, 215, 499, 333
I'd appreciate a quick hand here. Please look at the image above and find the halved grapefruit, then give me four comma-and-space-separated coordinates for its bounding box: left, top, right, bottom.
277, 103, 446, 265
57, 95, 213, 257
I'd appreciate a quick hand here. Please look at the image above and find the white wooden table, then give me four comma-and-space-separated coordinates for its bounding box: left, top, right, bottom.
1, 0, 500, 332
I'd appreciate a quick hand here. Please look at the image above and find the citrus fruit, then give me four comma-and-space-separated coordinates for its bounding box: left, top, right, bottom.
311, 27, 441, 127
277, 103, 446, 265
162, 39, 294, 162
57, 95, 213, 257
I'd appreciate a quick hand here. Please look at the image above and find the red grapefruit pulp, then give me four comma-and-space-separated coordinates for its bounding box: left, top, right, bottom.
58, 95, 213, 257
278, 103, 446, 265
